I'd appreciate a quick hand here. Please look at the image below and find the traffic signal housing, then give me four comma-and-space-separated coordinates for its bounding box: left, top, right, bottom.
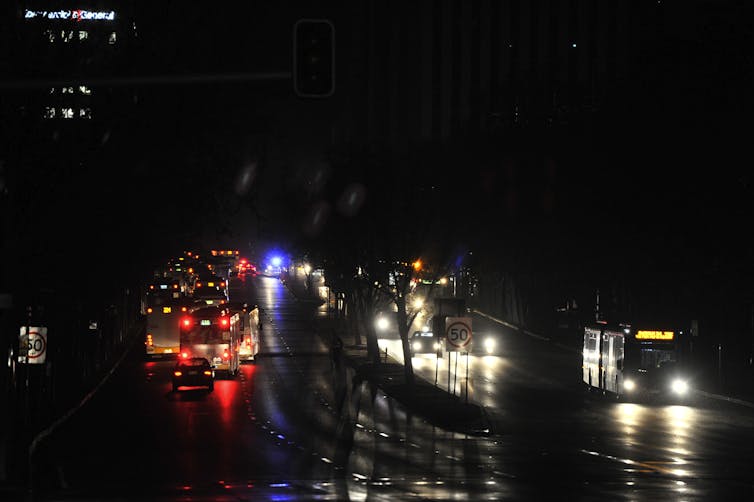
293, 19, 335, 98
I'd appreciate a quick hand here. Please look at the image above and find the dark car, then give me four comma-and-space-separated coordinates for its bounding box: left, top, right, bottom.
172, 357, 214, 392
410, 330, 443, 357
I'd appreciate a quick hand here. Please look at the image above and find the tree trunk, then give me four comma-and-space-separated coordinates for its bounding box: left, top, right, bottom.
396, 296, 414, 385
359, 293, 382, 365
345, 294, 362, 346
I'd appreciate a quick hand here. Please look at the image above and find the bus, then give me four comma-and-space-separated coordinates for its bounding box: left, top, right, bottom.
582, 321, 692, 401
141, 277, 184, 315
189, 274, 228, 305
228, 302, 262, 362
144, 296, 192, 358
179, 305, 239, 377
207, 249, 240, 279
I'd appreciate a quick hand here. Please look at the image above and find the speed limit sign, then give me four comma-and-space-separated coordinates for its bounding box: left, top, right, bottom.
445, 317, 472, 352
18, 326, 48, 364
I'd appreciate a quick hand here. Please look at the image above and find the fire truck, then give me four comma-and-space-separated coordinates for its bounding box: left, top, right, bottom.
179, 305, 239, 377
228, 302, 262, 362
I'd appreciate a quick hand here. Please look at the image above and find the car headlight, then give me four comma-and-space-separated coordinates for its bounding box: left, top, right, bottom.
484, 337, 495, 353
671, 378, 689, 395
412, 341, 422, 352
623, 379, 636, 392
376, 317, 389, 331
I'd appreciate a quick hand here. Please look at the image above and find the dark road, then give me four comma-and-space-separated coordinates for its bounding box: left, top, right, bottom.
17, 274, 754, 501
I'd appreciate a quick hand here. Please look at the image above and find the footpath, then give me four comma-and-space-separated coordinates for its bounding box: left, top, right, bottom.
279, 273, 493, 436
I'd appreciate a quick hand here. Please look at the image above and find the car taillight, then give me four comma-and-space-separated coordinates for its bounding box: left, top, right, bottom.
203, 370, 212, 376
146, 307, 153, 314
196, 282, 202, 288
181, 352, 189, 359
181, 317, 191, 327
220, 317, 229, 327
174, 371, 182, 376
222, 350, 230, 360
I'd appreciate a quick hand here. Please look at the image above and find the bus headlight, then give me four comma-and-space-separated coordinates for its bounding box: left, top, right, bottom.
623, 379, 636, 392
671, 378, 689, 395
484, 337, 496, 354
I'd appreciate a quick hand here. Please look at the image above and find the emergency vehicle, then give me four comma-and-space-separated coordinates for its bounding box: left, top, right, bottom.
179, 305, 239, 377
228, 302, 262, 362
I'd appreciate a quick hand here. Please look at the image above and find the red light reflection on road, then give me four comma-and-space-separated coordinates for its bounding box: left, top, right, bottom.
145, 361, 156, 381
238, 364, 258, 389
215, 379, 234, 425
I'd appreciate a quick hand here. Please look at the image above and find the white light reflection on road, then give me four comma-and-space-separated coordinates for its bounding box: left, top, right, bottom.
378, 338, 506, 408
603, 401, 698, 495
260, 276, 282, 311
614, 402, 644, 438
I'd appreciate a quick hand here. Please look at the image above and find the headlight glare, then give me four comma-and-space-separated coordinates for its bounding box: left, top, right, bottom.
376, 317, 389, 331
671, 378, 689, 395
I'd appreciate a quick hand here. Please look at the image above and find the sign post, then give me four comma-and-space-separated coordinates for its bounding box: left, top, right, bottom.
445, 317, 472, 397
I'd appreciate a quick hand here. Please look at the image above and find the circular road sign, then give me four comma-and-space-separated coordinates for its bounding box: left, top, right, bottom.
19, 326, 48, 363
445, 318, 472, 351
27, 329, 47, 359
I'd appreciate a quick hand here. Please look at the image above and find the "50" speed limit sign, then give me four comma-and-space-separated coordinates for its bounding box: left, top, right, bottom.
445, 317, 472, 352
18, 326, 48, 364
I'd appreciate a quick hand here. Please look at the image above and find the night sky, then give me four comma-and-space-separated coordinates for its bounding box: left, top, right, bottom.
2, 0, 752, 329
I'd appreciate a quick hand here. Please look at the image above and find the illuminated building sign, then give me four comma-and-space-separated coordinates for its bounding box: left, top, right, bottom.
25, 9, 115, 21
635, 330, 675, 341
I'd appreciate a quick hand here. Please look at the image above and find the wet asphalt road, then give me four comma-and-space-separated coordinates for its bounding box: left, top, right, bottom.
383, 308, 754, 500
19, 275, 754, 500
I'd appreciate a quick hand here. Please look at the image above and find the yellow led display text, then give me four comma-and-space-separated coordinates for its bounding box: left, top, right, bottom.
635, 330, 674, 340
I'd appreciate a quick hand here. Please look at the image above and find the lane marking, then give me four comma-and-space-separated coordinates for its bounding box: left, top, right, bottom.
580, 449, 688, 477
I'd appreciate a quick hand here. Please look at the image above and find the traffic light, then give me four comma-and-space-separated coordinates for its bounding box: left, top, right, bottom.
293, 19, 335, 97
